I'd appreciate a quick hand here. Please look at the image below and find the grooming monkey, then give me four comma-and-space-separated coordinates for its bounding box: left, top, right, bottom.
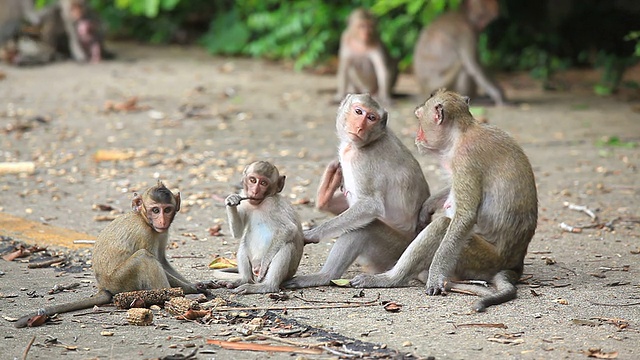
285, 93, 430, 288
15, 182, 199, 328
413, 0, 506, 105
335, 8, 397, 105
351, 89, 537, 312
216, 161, 304, 294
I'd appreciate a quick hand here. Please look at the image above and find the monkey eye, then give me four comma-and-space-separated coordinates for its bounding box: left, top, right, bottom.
152, 207, 160, 214
164, 207, 173, 214
366, 114, 377, 122
249, 177, 257, 184
259, 180, 268, 186
354, 107, 363, 115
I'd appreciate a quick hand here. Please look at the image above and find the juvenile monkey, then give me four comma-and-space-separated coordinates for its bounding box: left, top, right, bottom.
351, 89, 537, 312
413, 0, 506, 105
68, 0, 103, 63
284, 93, 430, 289
15, 182, 199, 328
335, 8, 397, 105
219, 161, 304, 294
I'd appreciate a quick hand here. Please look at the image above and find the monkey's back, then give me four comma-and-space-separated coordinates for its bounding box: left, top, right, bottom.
92, 211, 162, 287
464, 124, 538, 262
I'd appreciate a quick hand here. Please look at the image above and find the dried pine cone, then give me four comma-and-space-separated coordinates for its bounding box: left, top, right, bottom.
165, 297, 201, 316
126, 308, 153, 326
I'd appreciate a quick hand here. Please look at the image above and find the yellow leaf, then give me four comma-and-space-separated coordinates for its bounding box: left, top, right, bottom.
330, 279, 351, 287
208, 257, 237, 269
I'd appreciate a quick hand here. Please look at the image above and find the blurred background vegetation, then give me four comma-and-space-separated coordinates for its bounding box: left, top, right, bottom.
38, 0, 640, 94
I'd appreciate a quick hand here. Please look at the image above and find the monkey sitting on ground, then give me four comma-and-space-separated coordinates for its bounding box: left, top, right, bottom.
335, 8, 397, 105
413, 0, 506, 105
210, 161, 304, 294
284, 93, 430, 289
351, 89, 537, 312
14, 181, 200, 328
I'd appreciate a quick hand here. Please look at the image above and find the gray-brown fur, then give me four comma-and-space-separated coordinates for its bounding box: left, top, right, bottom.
285, 93, 430, 288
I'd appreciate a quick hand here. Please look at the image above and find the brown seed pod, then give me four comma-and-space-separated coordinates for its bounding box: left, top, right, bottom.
126, 308, 154, 326
165, 297, 201, 316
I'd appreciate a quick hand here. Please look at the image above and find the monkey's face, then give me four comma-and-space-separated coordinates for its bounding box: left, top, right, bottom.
355, 20, 374, 43
414, 100, 444, 154
244, 173, 273, 206
145, 200, 177, 233
343, 102, 384, 146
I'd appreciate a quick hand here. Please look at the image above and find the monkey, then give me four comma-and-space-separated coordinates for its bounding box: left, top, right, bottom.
284, 93, 431, 289
413, 0, 506, 105
67, 0, 104, 63
0, 0, 41, 46
350, 89, 538, 312
213, 161, 304, 294
335, 8, 397, 106
14, 181, 199, 328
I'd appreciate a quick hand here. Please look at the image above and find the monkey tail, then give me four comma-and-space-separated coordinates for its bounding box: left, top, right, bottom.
14, 289, 112, 328
472, 271, 518, 312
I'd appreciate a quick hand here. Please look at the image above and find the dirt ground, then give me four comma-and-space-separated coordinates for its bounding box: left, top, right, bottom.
1, 43, 639, 360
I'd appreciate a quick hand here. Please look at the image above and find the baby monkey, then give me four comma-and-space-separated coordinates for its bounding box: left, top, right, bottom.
15, 181, 199, 328
351, 89, 537, 312
216, 161, 304, 294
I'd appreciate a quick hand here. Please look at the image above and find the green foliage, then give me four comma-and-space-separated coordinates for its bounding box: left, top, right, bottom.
595, 136, 637, 148
114, 0, 180, 18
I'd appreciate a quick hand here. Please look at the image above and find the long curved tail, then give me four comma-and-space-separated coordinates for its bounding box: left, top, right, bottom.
14, 290, 112, 328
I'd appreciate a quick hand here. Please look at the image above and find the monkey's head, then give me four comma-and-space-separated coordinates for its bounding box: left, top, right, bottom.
337, 93, 388, 148
348, 8, 377, 44
242, 161, 285, 206
464, 0, 499, 31
132, 181, 181, 233
415, 89, 472, 154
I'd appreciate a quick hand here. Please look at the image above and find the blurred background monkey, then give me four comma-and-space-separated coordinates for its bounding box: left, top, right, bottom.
413, 0, 506, 105
15, 182, 199, 328
335, 8, 397, 105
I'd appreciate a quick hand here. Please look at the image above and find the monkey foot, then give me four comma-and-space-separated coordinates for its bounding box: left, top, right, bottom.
350, 273, 392, 288
282, 274, 332, 289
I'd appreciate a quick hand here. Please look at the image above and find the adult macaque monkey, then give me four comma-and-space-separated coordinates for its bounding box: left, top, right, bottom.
335, 8, 397, 105
351, 89, 538, 312
413, 0, 506, 105
219, 161, 304, 294
284, 93, 430, 288
15, 182, 199, 328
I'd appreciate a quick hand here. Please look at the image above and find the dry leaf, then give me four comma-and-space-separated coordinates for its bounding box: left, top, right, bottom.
585, 348, 618, 359
554, 298, 569, 305
383, 301, 402, 312
208, 257, 237, 269
330, 279, 351, 287
27, 314, 48, 327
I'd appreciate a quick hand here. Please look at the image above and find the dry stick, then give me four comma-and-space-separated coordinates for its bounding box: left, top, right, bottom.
590, 301, 640, 307
257, 333, 330, 348
27, 257, 66, 269
22, 335, 36, 360
206, 339, 323, 355
320, 345, 357, 358
454, 323, 508, 329
292, 293, 380, 305
563, 202, 597, 220
73, 309, 127, 317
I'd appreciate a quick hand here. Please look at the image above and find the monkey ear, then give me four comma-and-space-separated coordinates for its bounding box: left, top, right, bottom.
132, 193, 143, 211
276, 175, 286, 193
435, 103, 445, 125
380, 109, 388, 127
174, 192, 181, 212
463, 96, 470, 105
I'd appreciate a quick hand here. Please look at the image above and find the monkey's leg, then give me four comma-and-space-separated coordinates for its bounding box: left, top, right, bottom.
453, 69, 477, 98
223, 244, 252, 289
285, 220, 408, 289
350, 216, 450, 288
233, 242, 298, 294
106, 249, 170, 293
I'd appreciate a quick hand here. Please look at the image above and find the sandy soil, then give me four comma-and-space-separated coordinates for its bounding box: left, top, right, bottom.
0, 43, 639, 359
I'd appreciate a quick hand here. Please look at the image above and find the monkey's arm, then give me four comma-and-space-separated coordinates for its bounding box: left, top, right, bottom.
459, 36, 504, 105
225, 195, 246, 238
369, 49, 391, 103
305, 195, 383, 242
426, 175, 481, 294
335, 45, 351, 101
418, 187, 450, 230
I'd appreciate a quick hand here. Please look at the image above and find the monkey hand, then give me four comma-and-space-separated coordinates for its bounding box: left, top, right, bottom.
225, 194, 243, 207
417, 207, 433, 232
303, 229, 320, 244
425, 273, 448, 296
